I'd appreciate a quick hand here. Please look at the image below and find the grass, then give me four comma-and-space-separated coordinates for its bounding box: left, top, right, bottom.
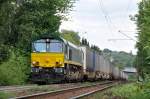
92, 82, 150, 99
12, 85, 58, 97
28, 85, 56, 93
0, 92, 14, 99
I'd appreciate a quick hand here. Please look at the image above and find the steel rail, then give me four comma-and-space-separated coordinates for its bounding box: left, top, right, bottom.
71, 84, 116, 99
14, 81, 113, 99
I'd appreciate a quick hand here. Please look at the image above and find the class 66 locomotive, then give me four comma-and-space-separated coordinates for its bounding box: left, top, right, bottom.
31, 37, 84, 83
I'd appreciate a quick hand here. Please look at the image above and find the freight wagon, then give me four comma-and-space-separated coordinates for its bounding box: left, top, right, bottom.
80, 46, 113, 80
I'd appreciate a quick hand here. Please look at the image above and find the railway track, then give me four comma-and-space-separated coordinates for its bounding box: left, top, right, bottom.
0, 83, 80, 93
15, 81, 117, 99
71, 84, 115, 99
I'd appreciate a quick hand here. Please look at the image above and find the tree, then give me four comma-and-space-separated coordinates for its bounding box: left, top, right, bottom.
103, 49, 135, 69
0, 0, 17, 63
61, 30, 80, 45
81, 38, 90, 47
1, 0, 75, 51
0, 0, 75, 85
91, 45, 102, 54
135, 0, 150, 79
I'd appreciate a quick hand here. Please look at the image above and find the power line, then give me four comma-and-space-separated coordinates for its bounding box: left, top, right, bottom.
118, 30, 136, 42
98, 0, 118, 29
118, 30, 137, 32
97, 0, 136, 42
97, 0, 114, 34
108, 38, 132, 41
98, 0, 120, 35
121, 0, 132, 30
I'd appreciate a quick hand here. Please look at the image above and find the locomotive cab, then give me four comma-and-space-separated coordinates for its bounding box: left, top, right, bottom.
31, 38, 66, 83
32, 38, 65, 68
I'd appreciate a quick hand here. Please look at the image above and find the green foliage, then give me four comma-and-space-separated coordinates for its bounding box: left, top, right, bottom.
0, 48, 30, 85
95, 83, 150, 99
91, 45, 102, 54
111, 84, 138, 98
0, 92, 13, 99
135, 0, 150, 78
103, 49, 135, 69
0, 0, 75, 52
0, 0, 75, 85
61, 30, 80, 45
0, 45, 10, 63
60, 31, 102, 54
128, 75, 137, 81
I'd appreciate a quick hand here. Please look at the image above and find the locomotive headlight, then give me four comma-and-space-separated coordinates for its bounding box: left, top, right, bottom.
58, 62, 62, 64
32, 61, 37, 65
32, 61, 39, 66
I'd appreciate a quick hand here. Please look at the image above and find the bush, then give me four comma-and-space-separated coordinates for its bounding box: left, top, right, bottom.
0, 45, 9, 63
96, 82, 150, 99
111, 83, 139, 98
0, 49, 30, 85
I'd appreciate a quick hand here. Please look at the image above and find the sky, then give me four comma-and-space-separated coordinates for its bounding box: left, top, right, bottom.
60, 0, 142, 54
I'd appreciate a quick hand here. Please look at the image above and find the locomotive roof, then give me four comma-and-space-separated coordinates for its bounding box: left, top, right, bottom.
38, 37, 63, 41
35, 37, 81, 50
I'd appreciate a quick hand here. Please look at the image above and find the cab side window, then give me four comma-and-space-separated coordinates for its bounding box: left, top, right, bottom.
65, 45, 68, 54
69, 49, 72, 60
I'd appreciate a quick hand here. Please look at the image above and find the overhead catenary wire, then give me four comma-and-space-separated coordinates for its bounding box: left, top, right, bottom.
108, 39, 132, 41
97, 0, 136, 42
97, 0, 114, 35
118, 30, 137, 42
121, 0, 133, 27
97, 0, 124, 50
98, 0, 118, 31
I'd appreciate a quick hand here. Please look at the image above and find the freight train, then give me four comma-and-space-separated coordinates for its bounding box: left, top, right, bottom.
31, 37, 128, 83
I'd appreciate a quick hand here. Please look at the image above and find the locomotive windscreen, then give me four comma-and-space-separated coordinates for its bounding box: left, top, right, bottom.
32, 39, 63, 53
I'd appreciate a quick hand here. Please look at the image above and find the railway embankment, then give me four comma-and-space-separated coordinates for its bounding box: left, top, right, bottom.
88, 81, 150, 99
